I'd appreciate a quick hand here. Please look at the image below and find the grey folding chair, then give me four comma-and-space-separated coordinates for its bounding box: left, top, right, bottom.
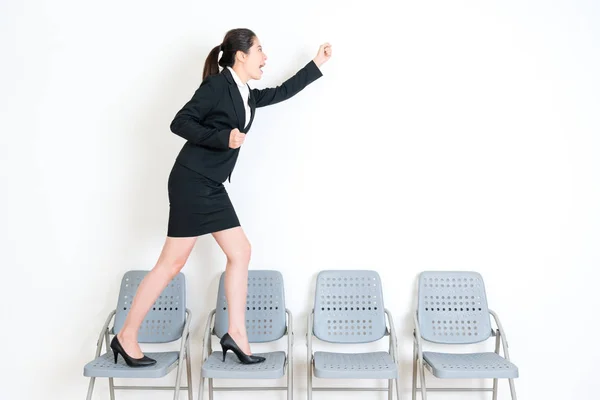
413, 271, 518, 399
307, 270, 400, 400
83, 270, 192, 400
198, 270, 293, 400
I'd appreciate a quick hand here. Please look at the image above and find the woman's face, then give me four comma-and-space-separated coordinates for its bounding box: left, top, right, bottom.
239, 37, 267, 80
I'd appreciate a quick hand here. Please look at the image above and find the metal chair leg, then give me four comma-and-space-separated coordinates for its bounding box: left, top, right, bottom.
388, 379, 393, 400
108, 378, 115, 400
307, 356, 313, 400
208, 378, 214, 400
186, 347, 193, 400
419, 359, 428, 400
86, 377, 95, 400
287, 353, 293, 400
493, 378, 499, 400
509, 378, 517, 400
395, 377, 401, 400
198, 375, 205, 400
493, 330, 500, 400
173, 361, 184, 400
412, 343, 417, 400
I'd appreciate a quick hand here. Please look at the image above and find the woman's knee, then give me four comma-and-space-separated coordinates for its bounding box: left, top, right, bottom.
156, 237, 196, 273
226, 242, 251, 265
155, 255, 187, 278
156, 248, 193, 277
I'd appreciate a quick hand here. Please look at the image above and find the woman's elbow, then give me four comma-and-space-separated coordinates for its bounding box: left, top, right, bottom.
170, 115, 185, 135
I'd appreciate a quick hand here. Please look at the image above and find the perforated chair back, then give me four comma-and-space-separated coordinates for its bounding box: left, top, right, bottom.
417, 271, 492, 344
113, 270, 186, 343
313, 270, 387, 343
213, 270, 286, 343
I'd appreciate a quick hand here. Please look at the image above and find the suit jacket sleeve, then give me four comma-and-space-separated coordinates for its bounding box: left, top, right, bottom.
251, 60, 323, 108
170, 78, 231, 150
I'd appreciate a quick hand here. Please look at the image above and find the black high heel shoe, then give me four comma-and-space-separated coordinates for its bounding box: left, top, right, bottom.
220, 333, 266, 364
110, 335, 157, 367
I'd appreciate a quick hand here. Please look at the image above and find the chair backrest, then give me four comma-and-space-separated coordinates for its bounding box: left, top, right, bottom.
113, 270, 186, 343
417, 271, 492, 344
313, 270, 387, 343
213, 270, 287, 343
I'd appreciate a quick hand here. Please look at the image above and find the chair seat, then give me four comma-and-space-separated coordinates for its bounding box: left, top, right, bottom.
313, 351, 397, 379
83, 351, 179, 378
423, 352, 519, 379
202, 351, 286, 379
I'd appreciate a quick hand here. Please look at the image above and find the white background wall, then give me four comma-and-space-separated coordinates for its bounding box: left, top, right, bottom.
1, 0, 599, 399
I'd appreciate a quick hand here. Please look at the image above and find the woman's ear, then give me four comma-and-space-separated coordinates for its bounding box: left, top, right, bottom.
235, 50, 247, 64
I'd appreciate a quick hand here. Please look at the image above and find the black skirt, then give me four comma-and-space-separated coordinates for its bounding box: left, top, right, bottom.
167, 162, 240, 237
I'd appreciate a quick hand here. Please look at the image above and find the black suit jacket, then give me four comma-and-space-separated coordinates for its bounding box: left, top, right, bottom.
170, 60, 323, 183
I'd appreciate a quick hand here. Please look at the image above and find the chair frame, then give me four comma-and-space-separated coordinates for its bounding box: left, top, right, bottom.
85, 308, 193, 400
412, 309, 517, 400
197, 308, 294, 400
306, 308, 401, 400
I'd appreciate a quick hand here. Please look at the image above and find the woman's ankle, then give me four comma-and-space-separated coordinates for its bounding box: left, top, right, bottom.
227, 329, 249, 343
117, 329, 136, 341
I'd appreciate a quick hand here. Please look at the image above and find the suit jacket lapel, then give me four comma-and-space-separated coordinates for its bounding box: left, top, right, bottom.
223, 68, 246, 130
228, 85, 246, 130
246, 86, 256, 131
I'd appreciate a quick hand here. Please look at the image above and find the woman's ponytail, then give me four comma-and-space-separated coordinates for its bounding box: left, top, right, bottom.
202, 44, 221, 80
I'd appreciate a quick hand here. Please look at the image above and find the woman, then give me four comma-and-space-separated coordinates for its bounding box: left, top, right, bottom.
110, 28, 332, 366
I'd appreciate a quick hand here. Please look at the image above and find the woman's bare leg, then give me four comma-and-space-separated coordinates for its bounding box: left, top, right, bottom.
116, 236, 198, 358
211, 226, 253, 355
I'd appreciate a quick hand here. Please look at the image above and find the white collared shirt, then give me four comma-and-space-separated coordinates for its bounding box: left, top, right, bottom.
227, 66, 251, 129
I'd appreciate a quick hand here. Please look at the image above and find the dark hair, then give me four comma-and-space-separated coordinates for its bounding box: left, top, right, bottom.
203, 28, 256, 80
